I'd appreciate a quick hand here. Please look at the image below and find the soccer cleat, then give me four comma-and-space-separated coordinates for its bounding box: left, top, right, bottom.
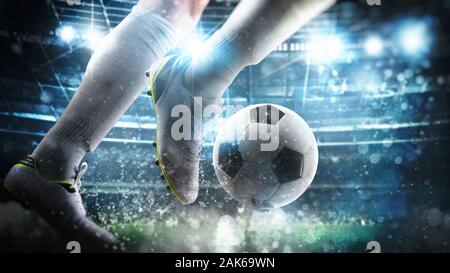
146, 49, 222, 204
0, 179, 14, 204
2, 155, 120, 252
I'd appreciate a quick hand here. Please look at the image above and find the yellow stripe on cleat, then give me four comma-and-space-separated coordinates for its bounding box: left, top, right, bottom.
14, 162, 75, 189
148, 56, 190, 205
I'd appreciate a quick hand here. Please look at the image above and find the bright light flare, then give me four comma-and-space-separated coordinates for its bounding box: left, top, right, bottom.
364, 36, 384, 56
308, 34, 344, 62
214, 215, 244, 252
399, 22, 429, 55
59, 26, 75, 42
83, 29, 104, 49
183, 33, 209, 58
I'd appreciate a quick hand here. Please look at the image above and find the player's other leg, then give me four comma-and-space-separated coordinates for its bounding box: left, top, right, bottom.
190, 0, 336, 98
148, 0, 335, 204
1, 0, 208, 251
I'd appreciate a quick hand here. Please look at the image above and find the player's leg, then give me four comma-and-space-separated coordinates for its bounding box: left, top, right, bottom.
34, 0, 208, 181
189, 0, 336, 98
147, 0, 335, 205
2, 0, 209, 250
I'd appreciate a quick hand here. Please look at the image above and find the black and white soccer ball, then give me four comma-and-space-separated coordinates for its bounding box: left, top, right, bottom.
213, 104, 318, 209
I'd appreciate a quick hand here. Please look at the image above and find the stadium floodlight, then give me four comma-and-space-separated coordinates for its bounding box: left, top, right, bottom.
364, 36, 384, 56
399, 22, 429, 55
308, 34, 344, 62
59, 26, 75, 42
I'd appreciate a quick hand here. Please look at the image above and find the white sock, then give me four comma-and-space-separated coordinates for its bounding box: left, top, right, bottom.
32, 6, 180, 180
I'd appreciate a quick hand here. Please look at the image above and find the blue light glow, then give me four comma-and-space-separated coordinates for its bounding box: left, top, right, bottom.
83, 29, 104, 49
59, 26, 75, 42
399, 22, 430, 55
364, 36, 384, 56
183, 32, 208, 59
308, 34, 345, 62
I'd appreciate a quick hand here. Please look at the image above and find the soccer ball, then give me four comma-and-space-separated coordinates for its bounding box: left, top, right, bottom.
213, 104, 318, 208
